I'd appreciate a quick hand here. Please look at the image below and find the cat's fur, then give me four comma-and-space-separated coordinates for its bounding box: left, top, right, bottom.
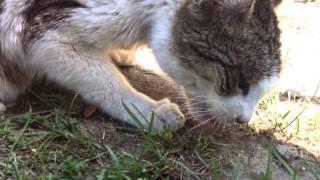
0, 0, 281, 132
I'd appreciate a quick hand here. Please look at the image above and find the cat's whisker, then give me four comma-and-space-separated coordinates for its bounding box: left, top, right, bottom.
189, 114, 217, 132
213, 119, 223, 135
219, 118, 227, 135
170, 95, 206, 102
175, 96, 210, 107
178, 107, 210, 111
186, 99, 221, 107
177, 105, 215, 112
182, 109, 218, 117
171, 95, 207, 100
184, 112, 216, 121
184, 113, 214, 119
178, 95, 209, 101
179, 105, 219, 112
180, 106, 219, 115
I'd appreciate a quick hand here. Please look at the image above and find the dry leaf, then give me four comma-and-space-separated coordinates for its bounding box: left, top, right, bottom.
83, 106, 97, 119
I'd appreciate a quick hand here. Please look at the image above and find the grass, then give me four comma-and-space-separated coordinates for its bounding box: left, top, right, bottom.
0, 85, 319, 179
0, 91, 212, 179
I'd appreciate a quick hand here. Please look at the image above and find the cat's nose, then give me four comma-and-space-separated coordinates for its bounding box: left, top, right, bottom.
236, 116, 247, 124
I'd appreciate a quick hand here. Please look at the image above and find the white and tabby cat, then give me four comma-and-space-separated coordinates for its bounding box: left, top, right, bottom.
0, 0, 282, 132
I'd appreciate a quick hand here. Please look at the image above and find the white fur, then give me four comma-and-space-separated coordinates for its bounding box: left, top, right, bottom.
202, 76, 279, 123
241, 76, 279, 122
0, 1, 25, 61
0, 1, 28, 104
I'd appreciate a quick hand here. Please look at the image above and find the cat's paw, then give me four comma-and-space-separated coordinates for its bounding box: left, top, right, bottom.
0, 103, 6, 114
152, 99, 185, 132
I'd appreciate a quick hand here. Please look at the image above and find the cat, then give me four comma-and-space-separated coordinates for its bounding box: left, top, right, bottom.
0, 0, 282, 132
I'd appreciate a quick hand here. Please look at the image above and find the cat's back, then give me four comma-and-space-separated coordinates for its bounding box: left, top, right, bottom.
1, 0, 183, 54
0, 0, 87, 59
1, 0, 152, 53
0, 0, 26, 56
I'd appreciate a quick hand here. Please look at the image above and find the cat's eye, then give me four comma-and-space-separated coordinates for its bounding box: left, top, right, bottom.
239, 75, 250, 96
239, 80, 249, 96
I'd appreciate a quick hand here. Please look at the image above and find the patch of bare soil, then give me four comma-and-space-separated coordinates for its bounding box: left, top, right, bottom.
277, 0, 320, 98
82, 119, 320, 179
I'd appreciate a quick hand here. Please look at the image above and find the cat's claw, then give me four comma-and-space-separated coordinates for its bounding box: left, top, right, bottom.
152, 99, 185, 132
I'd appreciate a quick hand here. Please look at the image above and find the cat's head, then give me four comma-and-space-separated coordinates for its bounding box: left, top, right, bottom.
171, 0, 282, 124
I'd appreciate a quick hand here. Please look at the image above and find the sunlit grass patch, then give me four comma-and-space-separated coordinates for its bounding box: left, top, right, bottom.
248, 89, 320, 179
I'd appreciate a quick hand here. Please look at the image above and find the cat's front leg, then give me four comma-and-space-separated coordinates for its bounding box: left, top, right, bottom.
31, 45, 185, 132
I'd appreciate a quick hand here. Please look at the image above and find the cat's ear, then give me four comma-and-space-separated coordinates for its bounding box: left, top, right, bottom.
271, 0, 283, 7
189, 0, 257, 20
190, 0, 280, 23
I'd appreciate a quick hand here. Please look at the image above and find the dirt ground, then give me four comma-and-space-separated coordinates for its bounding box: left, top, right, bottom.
2, 81, 318, 179
277, 0, 320, 98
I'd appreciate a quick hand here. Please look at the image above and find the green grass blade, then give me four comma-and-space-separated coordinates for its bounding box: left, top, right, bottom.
130, 103, 149, 123
281, 110, 291, 120
67, 94, 78, 115
303, 161, 320, 180
148, 112, 155, 134
195, 150, 209, 168
271, 145, 299, 179
121, 100, 145, 131
172, 160, 201, 180
261, 144, 273, 180
130, 103, 156, 134
11, 153, 21, 180
104, 144, 119, 167
96, 169, 107, 180
10, 116, 31, 152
